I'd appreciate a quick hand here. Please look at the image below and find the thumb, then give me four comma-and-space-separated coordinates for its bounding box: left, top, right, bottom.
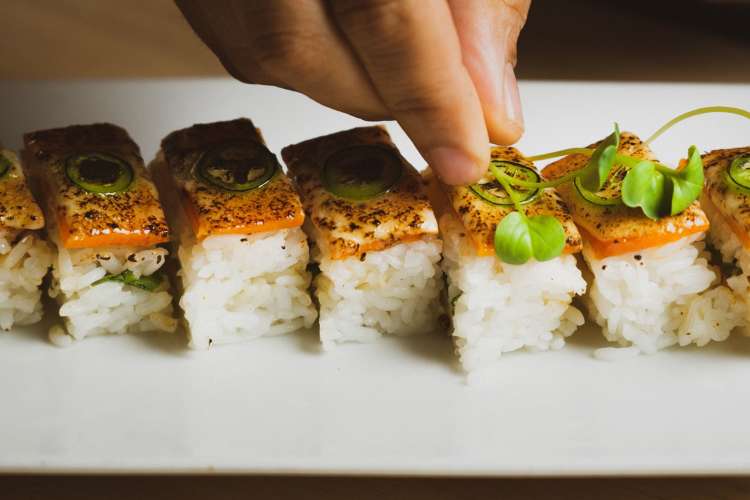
449, 0, 529, 145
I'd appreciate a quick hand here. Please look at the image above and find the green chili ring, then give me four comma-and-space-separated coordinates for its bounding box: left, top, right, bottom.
322, 144, 403, 201
726, 154, 750, 195
573, 177, 622, 206
66, 153, 134, 194
196, 142, 278, 192
471, 161, 540, 206
0, 153, 11, 179
573, 161, 628, 207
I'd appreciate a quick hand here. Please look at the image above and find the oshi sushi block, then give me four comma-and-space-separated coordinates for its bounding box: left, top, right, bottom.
426, 147, 586, 373
152, 119, 316, 349
701, 147, 750, 328
24, 124, 176, 344
282, 126, 443, 348
543, 130, 742, 355
0, 148, 53, 330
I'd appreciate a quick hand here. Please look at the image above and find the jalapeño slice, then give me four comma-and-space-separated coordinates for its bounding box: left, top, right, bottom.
322, 145, 403, 201
471, 160, 540, 206
197, 142, 278, 192
0, 153, 10, 179
726, 154, 750, 195
66, 153, 134, 194
574, 162, 627, 206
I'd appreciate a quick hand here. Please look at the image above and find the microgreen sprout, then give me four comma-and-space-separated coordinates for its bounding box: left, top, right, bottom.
487, 106, 750, 264
645, 106, 750, 145
491, 163, 566, 265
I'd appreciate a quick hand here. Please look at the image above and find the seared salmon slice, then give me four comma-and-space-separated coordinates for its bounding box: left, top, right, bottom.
436, 146, 582, 257
154, 118, 304, 241
701, 146, 750, 249
23, 124, 170, 249
282, 126, 438, 260
543, 132, 709, 258
0, 148, 45, 239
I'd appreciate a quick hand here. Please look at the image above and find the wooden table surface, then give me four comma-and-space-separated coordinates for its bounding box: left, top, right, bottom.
2, 1, 750, 498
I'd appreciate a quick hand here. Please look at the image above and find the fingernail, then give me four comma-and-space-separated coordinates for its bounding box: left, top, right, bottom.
426, 147, 482, 185
504, 62, 523, 129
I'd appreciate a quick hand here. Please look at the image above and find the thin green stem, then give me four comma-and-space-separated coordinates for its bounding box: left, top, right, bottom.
646, 106, 750, 145
613, 153, 675, 175
496, 150, 684, 195
542, 169, 583, 187
654, 163, 677, 176
495, 170, 575, 189
494, 171, 537, 188
490, 164, 524, 213
613, 154, 639, 169
526, 147, 594, 162
492, 153, 677, 193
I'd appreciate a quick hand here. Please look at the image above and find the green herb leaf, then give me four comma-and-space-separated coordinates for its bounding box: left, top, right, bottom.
578, 124, 620, 192
494, 212, 532, 265
92, 270, 163, 292
621, 161, 667, 220
494, 212, 565, 265
527, 215, 567, 262
669, 145, 703, 215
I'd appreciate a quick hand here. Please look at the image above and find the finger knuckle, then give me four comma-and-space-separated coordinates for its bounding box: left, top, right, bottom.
250, 29, 323, 77
499, 0, 529, 66
506, 37, 519, 66
389, 91, 447, 118
217, 54, 255, 84
500, 0, 530, 22
333, 0, 415, 41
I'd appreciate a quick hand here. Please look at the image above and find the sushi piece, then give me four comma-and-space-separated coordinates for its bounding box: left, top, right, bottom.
426, 146, 587, 373
152, 119, 316, 349
0, 148, 53, 330
282, 126, 443, 348
701, 146, 750, 329
23, 124, 176, 344
544, 132, 742, 355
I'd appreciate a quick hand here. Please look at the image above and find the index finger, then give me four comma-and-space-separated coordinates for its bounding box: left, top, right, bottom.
329, 0, 489, 185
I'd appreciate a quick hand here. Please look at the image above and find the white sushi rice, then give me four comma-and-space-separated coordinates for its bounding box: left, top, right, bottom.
704, 198, 750, 329
177, 227, 316, 349
49, 243, 176, 342
314, 237, 443, 349
0, 233, 53, 330
584, 232, 743, 357
440, 213, 587, 373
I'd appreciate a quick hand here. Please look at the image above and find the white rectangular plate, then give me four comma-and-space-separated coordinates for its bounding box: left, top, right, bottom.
1, 80, 749, 476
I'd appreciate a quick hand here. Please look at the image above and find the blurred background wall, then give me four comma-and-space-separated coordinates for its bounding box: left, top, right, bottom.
2, 0, 750, 81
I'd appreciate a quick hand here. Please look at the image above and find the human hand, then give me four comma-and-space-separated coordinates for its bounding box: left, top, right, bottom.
176, 0, 530, 184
